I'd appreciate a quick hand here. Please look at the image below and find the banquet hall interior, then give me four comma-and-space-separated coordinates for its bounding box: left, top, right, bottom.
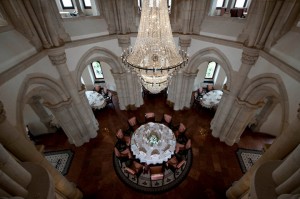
0, 0, 299, 199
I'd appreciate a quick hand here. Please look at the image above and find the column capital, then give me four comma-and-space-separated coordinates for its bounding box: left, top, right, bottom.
0, 101, 6, 123
179, 35, 192, 48
48, 47, 66, 65
117, 35, 131, 49
242, 46, 259, 65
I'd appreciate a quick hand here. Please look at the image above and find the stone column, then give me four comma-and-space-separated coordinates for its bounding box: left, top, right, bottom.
0, 144, 31, 190
0, 101, 83, 199
74, 0, 85, 16
211, 46, 259, 140
0, 170, 27, 197
45, 100, 88, 146
273, 144, 300, 195
28, 96, 56, 133
172, 72, 184, 110
221, 99, 264, 145
179, 35, 191, 52
111, 72, 127, 110
182, 72, 198, 109
48, 47, 98, 145
117, 35, 143, 110
226, 105, 300, 199
118, 35, 131, 52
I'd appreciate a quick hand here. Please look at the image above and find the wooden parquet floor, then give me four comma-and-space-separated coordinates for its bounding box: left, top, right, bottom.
36, 92, 275, 199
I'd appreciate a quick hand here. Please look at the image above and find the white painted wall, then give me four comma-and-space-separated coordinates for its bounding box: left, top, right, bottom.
65, 39, 121, 72
259, 103, 282, 136
248, 57, 300, 136
189, 39, 242, 72
81, 65, 94, 90
200, 16, 246, 41
0, 30, 37, 73
63, 17, 108, 40
269, 31, 300, 71
23, 104, 48, 136
101, 62, 116, 91
193, 62, 208, 90
0, 56, 60, 126
214, 66, 226, 90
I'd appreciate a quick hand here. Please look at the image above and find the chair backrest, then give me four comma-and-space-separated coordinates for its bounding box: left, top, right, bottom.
176, 160, 186, 169
145, 112, 155, 119
163, 114, 172, 123
207, 84, 214, 91
178, 123, 186, 133
128, 117, 137, 126
94, 85, 101, 92
116, 129, 124, 139
150, 165, 164, 176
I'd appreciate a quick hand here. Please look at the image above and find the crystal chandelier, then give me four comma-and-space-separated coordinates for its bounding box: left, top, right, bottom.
121, 0, 188, 94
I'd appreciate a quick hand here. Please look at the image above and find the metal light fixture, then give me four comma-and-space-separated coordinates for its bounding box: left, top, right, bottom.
121, 0, 188, 94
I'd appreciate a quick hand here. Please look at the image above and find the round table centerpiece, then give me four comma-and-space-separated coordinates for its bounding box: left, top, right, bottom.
146, 131, 161, 146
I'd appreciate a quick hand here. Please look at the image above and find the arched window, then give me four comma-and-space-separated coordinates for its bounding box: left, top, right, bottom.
91, 61, 104, 79
205, 62, 217, 79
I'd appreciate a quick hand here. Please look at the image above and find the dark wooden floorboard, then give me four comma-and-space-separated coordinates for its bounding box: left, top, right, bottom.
37, 92, 275, 199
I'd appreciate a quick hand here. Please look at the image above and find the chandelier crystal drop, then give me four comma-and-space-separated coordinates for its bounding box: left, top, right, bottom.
121, 0, 188, 94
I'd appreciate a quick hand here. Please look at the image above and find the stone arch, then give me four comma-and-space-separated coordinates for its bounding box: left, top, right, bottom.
75, 46, 125, 91
16, 74, 69, 134
239, 73, 289, 135
184, 47, 233, 89
169, 47, 234, 110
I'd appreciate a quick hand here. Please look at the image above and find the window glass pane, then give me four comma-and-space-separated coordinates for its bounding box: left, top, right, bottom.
83, 0, 91, 7
216, 0, 224, 7
205, 62, 217, 79
62, 0, 73, 7
235, 0, 246, 7
92, 61, 104, 79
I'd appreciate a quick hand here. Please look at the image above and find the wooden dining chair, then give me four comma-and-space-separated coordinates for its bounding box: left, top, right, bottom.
145, 112, 155, 123
116, 129, 131, 146
166, 155, 186, 176
161, 113, 173, 128
128, 116, 140, 131
150, 165, 164, 186
124, 160, 144, 183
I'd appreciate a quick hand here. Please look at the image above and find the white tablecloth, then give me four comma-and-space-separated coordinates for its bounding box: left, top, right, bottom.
200, 90, 223, 109
131, 122, 176, 165
85, 91, 106, 109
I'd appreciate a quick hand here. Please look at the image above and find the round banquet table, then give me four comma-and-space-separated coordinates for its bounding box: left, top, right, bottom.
200, 90, 223, 109
85, 91, 106, 109
131, 122, 176, 165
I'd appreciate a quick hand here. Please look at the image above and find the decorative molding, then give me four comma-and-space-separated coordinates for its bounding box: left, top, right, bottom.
190, 34, 243, 49
242, 47, 259, 65
179, 35, 192, 48
117, 35, 131, 48
0, 51, 46, 86
48, 53, 66, 65
0, 101, 6, 123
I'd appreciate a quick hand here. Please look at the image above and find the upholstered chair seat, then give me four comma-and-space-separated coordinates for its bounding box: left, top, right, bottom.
150, 165, 164, 182
125, 160, 143, 177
